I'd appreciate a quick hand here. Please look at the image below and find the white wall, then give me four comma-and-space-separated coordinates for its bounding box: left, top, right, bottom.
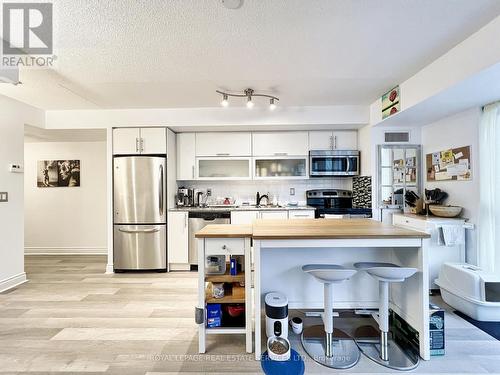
24, 141, 107, 254
0, 95, 44, 291
421, 108, 481, 263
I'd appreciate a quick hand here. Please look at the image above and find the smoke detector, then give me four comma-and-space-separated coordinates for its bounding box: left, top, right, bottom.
221, 0, 243, 10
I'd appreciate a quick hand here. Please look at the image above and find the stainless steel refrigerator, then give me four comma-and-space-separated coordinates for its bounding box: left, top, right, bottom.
113, 156, 166, 271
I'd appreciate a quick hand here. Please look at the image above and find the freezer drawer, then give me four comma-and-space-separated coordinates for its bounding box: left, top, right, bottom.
114, 225, 166, 270
113, 156, 166, 224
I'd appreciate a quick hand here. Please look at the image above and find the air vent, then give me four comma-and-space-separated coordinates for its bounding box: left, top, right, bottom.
384, 131, 410, 143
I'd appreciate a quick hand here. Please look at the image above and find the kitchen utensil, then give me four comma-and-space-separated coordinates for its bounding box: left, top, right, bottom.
429, 205, 463, 218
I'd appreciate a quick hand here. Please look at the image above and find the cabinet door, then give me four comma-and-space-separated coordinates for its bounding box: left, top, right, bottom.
177, 133, 196, 180
113, 128, 141, 155
231, 211, 259, 225
332, 131, 357, 150
288, 210, 315, 219
196, 132, 251, 156
141, 128, 167, 154
252, 132, 309, 156
167, 211, 188, 264
309, 131, 333, 150
259, 211, 288, 219
197, 158, 251, 180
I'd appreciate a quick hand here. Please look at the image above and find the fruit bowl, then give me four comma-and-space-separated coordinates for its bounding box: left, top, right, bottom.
429, 205, 463, 218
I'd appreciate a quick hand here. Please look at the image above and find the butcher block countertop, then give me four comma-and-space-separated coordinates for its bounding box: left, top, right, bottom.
195, 219, 430, 239
195, 224, 253, 238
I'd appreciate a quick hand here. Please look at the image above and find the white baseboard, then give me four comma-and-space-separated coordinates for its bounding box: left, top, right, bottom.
169, 263, 191, 271
25, 247, 107, 255
106, 264, 114, 274
0, 272, 28, 293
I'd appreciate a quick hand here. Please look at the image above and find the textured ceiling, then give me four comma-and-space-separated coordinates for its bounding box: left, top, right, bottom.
2, 0, 500, 110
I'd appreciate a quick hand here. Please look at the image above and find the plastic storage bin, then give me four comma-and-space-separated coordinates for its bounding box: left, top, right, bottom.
205, 255, 226, 275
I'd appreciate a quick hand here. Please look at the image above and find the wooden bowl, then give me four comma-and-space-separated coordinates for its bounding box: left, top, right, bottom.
429, 205, 463, 218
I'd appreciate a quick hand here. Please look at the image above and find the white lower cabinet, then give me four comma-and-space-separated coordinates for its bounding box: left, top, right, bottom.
231, 211, 260, 225
288, 210, 315, 219
260, 211, 288, 219
168, 211, 189, 264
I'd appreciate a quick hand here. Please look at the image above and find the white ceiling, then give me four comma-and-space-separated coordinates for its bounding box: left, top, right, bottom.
2, 0, 500, 110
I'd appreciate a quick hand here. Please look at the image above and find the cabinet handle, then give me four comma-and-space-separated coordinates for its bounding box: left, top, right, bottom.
192, 165, 195, 179
334, 136, 337, 149
135, 138, 139, 153
293, 214, 310, 217
216, 153, 230, 156
274, 152, 288, 156
330, 136, 333, 150
222, 245, 227, 250
140, 138, 144, 153
185, 214, 188, 228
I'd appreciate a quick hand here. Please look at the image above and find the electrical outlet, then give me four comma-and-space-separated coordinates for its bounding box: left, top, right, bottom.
0, 192, 8, 202
289, 187, 295, 196
207, 188, 212, 196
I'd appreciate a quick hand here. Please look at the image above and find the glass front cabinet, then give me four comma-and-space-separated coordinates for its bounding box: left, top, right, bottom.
196, 157, 252, 180
253, 157, 308, 179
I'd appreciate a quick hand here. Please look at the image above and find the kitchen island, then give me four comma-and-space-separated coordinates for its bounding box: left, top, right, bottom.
196, 219, 431, 360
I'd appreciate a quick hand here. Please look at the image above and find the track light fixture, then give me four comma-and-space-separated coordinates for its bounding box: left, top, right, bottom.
216, 88, 279, 109
221, 93, 229, 107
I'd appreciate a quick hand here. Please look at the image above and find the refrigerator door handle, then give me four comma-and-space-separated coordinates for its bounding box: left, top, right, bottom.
159, 164, 164, 217
118, 227, 161, 234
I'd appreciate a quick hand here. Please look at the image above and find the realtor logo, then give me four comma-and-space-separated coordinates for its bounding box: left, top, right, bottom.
2, 3, 53, 55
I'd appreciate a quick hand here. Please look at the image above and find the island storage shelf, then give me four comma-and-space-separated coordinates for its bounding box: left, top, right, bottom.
197, 235, 253, 353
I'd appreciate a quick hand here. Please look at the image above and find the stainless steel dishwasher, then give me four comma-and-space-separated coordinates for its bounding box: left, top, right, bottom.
188, 211, 231, 265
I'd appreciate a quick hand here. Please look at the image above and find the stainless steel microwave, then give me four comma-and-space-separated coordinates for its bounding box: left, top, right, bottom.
309, 150, 360, 177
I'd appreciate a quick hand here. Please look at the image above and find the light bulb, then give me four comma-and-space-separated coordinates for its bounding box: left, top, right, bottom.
269, 98, 276, 110
246, 97, 254, 108
221, 94, 229, 107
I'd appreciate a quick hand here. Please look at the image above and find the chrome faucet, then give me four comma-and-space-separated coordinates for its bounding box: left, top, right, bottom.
256, 192, 269, 207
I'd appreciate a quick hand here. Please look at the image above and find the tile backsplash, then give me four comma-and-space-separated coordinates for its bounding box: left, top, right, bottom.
177, 178, 353, 205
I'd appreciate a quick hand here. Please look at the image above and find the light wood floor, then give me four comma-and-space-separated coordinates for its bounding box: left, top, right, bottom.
1, 255, 499, 374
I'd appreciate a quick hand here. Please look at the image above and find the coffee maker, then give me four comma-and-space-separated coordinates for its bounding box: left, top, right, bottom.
176, 187, 194, 207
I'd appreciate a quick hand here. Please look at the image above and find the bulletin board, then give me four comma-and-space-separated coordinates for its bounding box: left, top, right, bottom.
426, 146, 471, 181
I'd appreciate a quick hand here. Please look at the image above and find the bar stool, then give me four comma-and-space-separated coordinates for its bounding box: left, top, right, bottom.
354, 262, 419, 371
301, 264, 360, 369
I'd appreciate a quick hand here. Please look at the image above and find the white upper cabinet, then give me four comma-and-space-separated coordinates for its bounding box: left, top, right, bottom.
308, 131, 332, 150
309, 130, 357, 150
140, 128, 167, 154
177, 133, 196, 180
113, 128, 141, 155
196, 132, 252, 157
333, 131, 357, 150
113, 128, 166, 155
252, 132, 309, 156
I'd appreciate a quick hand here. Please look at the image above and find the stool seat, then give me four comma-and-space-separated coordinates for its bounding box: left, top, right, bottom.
301, 264, 360, 369
354, 262, 417, 282
354, 261, 419, 370
302, 264, 357, 283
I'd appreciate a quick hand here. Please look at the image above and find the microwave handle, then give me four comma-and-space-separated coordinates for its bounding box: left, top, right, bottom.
346, 157, 351, 173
